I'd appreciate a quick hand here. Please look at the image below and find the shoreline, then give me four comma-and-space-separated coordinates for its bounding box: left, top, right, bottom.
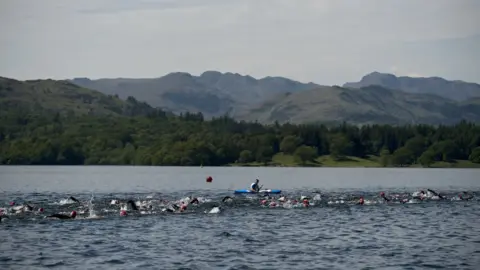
0, 163, 479, 169
229, 154, 480, 169
1, 154, 478, 168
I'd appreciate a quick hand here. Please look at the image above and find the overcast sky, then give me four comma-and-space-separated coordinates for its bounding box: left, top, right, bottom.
1, 0, 479, 85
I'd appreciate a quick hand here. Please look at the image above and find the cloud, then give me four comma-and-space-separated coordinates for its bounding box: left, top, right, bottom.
0, 0, 479, 85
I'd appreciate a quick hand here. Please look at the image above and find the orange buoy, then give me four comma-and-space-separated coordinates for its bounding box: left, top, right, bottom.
206, 176, 213, 183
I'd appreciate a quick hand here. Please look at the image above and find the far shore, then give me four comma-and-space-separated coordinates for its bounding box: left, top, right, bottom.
1, 154, 479, 168
229, 154, 480, 169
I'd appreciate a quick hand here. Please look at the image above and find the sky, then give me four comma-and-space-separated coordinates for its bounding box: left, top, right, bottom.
1, 0, 479, 85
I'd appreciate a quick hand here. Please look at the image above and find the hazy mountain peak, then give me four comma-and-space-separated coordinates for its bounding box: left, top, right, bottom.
344, 72, 480, 101
163, 72, 193, 78
69, 70, 320, 118
201, 70, 222, 77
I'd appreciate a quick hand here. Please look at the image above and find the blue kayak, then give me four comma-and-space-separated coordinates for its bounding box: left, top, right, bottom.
234, 189, 282, 194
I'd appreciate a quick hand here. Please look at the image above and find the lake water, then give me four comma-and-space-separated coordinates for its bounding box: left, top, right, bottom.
1, 166, 479, 269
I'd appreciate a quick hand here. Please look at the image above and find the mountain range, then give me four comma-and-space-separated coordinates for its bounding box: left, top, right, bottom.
70, 71, 319, 119
1, 71, 480, 126
344, 72, 480, 101
70, 71, 480, 125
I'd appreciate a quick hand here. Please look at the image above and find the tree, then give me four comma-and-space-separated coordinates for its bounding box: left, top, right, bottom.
379, 148, 391, 167
329, 133, 352, 161
255, 146, 273, 165
418, 150, 435, 167
391, 147, 414, 167
0, 103, 479, 167
294, 145, 318, 165
404, 136, 426, 157
429, 140, 457, 162
238, 150, 253, 163
469, 147, 480, 163
279, 135, 301, 154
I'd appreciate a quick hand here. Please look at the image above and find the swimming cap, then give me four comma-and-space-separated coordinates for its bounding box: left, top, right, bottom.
380, 192, 385, 197
303, 199, 309, 207
38, 208, 44, 212
120, 210, 127, 216
71, 211, 77, 218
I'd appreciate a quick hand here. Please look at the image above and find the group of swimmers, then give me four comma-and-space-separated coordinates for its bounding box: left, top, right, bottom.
0, 184, 475, 222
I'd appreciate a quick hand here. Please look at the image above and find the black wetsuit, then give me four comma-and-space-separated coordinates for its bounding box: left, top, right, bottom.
47, 214, 75, 220
126, 200, 139, 211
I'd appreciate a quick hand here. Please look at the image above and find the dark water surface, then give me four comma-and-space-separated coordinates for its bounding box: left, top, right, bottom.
1, 166, 479, 270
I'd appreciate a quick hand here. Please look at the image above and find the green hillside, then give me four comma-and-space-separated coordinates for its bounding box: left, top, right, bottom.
0, 77, 154, 116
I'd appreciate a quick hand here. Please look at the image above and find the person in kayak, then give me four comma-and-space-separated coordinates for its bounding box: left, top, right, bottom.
250, 179, 260, 192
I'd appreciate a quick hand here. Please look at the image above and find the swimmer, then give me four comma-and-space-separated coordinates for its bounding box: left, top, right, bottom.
413, 190, 427, 200
427, 189, 445, 200
121, 200, 138, 211
302, 198, 310, 207
380, 192, 390, 202
221, 196, 233, 203
10, 203, 35, 214
190, 197, 200, 205
47, 211, 77, 220
69, 196, 80, 203
358, 197, 364, 205
179, 203, 187, 212
459, 191, 474, 201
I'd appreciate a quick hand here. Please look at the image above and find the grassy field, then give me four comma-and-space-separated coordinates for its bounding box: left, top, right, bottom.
230, 153, 480, 168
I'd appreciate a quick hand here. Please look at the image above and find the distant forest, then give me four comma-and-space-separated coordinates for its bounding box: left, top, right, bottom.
1, 109, 479, 166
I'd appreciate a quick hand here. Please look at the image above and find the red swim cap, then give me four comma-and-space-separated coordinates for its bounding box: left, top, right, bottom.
9, 202, 15, 206
206, 176, 213, 183
71, 211, 77, 218
260, 200, 267, 205
38, 208, 44, 212
120, 210, 127, 216
380, 192, 385, 197
303, 200, 309, 207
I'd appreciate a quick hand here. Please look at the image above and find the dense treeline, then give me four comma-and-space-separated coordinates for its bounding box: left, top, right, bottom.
1, 110, 479, 167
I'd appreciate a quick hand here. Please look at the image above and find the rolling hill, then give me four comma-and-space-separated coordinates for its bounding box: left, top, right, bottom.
0, 77, 154, 117
343, 72, 480, 101
238, 85, 480, 125
70, 71, 320, 118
